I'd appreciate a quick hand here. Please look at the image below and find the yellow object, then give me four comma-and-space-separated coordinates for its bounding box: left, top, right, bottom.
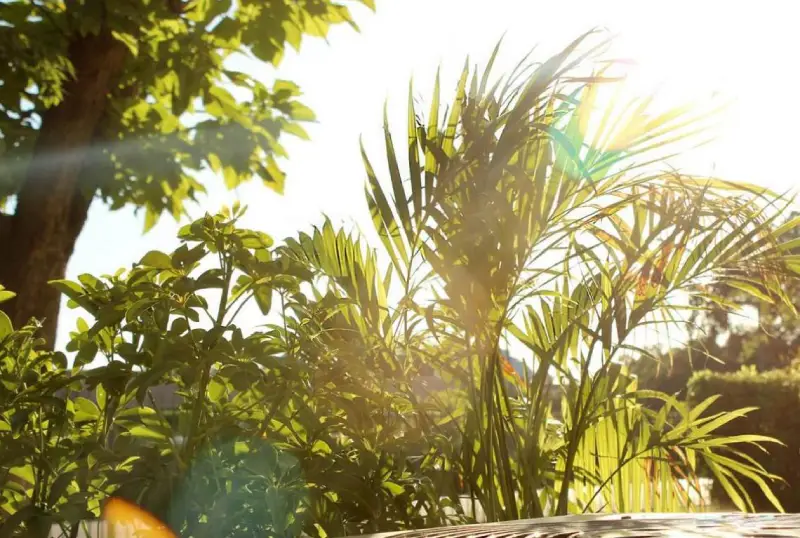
103, 498, 176, 538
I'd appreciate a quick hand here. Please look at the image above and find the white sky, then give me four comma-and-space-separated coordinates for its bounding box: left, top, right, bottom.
58, 0, 800, 349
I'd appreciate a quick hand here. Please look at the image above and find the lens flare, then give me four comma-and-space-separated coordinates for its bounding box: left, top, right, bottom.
103, 498, 176, 538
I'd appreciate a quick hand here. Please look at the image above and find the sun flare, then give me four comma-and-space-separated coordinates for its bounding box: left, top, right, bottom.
103, 498, 176, 538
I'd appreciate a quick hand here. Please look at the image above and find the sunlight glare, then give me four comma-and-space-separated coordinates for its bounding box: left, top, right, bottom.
103, 498, 176, 538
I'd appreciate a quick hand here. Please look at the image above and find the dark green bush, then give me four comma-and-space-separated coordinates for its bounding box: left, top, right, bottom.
688, 367, 800, 511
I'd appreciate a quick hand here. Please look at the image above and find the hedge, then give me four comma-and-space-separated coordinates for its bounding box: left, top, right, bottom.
688, 366, 800, 511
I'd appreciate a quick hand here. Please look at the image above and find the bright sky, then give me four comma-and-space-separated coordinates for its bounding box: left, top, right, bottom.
57, 0, 800, 350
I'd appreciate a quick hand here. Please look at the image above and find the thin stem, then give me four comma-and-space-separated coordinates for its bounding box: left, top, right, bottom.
184, 253, 232, 461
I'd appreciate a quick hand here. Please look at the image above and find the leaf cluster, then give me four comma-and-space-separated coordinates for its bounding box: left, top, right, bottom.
0, 0, 374, 227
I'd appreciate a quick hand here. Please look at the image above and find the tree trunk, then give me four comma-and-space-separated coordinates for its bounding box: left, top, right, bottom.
0, 31, 126, 346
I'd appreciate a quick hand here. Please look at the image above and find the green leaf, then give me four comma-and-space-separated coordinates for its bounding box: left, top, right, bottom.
49, 279, 84, 300
112, 30, 139, 57
1, 478, 27, 495
127, 425, 169, 442
254, 285, 272, 315
74, 397, 100, 423
314, 523, 329, 538
207, 378, 226, 403
171, 317, 189, 335
9, 465, 34, 485
144, 207, 159, 233
362, 137, 409, 275
382, 481, 405, 496
311, 439, 332, 455
260, 155, 286, 194
74, 341, 98, 367
726, 280, 774, 304
48, 472, 76, 506
0, 311, 12, 339
407, 80, 422, 222
140, 250, 173, 269
0, 289, 15, 304
238, 230, 274, 249
383, 102, 412, 242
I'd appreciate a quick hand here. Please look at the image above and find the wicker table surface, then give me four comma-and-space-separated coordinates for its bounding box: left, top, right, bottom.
351, 513, 800, 537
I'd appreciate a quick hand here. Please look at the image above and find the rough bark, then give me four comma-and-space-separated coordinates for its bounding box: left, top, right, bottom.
0, 31, 126, 346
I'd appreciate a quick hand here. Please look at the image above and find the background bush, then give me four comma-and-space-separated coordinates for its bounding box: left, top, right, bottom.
688, 367, 800, 511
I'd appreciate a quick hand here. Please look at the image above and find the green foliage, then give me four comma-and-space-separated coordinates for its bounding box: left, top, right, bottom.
629, 211, 800, 398
0, 324, 92, 538
688, 368, 800, 512
0, 199, 792, 534
0, 286, 14, 338
2, 205, 451, 537
363, 32, 799, 518
2, 33, 800, 537
0, 0, 374, 226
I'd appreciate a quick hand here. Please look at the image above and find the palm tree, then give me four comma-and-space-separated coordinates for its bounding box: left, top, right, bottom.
355, 31, 800, 517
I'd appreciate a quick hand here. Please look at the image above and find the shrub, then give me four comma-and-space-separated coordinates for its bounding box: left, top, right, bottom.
0, 209, 455, 538
688, 367, 800, 511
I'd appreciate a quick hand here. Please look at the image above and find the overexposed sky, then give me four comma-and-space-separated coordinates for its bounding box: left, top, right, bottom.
59, 0, 800, 349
